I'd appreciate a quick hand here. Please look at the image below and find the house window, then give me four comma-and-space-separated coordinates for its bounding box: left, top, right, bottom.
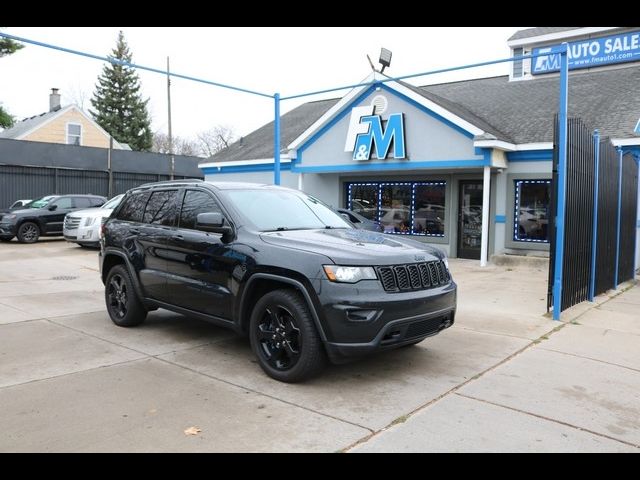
513, 180, 551, 243
67, 123, 82, 145
513, 47, 524, 78
346, 181, 446, 237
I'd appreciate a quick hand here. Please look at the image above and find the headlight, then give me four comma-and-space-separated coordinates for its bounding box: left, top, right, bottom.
84, 217, 98, 226
323, 265, 377, 283
2, 214, 17, 221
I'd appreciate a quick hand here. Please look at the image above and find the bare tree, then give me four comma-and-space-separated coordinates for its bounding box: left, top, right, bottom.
152, 132, 201, 156
65, 83, 90, 112
197, 125, 237, 158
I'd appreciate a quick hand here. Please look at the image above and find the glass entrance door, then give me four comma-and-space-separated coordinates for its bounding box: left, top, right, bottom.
458, 181, 483, 260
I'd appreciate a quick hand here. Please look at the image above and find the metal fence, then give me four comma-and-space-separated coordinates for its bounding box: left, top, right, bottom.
548, 118, 639, 314
0, 138, 203, 208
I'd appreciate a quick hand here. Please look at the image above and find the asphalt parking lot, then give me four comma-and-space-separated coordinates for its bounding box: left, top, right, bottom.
0, 239, 638, 452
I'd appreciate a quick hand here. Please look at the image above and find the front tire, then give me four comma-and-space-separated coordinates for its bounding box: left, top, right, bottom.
249, 289, 325, 383
17, 222, 40, 243
105, 264, 147, 327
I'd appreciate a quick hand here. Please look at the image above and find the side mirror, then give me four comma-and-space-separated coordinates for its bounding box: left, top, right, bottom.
48, 204, 58, 211
196, 212, 233, 236
340, 213, 351, 221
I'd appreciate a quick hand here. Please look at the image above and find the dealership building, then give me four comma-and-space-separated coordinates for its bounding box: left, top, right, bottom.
200, 27, 640, 265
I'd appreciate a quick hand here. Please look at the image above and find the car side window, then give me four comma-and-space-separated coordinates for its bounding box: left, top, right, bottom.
116, 192, 150, 223
53, 197, 74, 209
143, 190, 178, 226
74, 197, 92, 209
90, 197, 105, 207
179, 190, 222, 230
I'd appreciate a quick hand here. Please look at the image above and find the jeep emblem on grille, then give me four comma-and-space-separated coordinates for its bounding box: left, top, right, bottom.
414, 255, 425, 261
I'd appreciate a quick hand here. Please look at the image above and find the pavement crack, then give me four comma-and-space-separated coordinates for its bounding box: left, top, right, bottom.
536, 347, 640, 374
454, 392, 640, 450
153, 355, 374, 435
341, 322, 569, 452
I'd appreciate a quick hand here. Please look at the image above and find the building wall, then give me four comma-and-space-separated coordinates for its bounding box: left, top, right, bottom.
299, 88, 481, 167
23, 108, 110, 148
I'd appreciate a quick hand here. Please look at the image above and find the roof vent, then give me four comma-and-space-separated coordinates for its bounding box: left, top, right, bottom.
371, 95, 388, 115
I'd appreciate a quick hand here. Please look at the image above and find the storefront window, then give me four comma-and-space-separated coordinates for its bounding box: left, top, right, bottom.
348, 183, 378, 221
514, 180, 551, 243
346, 181, 446, 237
380, 183, 412, 234
413, 183, 446, 236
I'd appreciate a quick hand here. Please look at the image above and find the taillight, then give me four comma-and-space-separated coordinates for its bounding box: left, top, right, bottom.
99, 218, 108, 239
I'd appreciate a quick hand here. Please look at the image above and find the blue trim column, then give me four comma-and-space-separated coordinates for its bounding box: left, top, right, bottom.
614, 148, 623, 289
588, 130, 600, 301
553, 44, 569, 320
274, 92, 281, 185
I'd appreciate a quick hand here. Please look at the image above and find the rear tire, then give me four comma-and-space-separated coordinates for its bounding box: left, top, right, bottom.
105, 264, 147, 327
17, 222, 40, 243
249, 289, 325, 383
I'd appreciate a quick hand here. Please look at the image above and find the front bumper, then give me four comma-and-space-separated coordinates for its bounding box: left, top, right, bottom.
63, 225, 100, 244
0, 223, 17, 237
315, 278, 457, 363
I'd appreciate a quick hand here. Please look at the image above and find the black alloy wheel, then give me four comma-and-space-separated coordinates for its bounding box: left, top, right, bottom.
249, 289, 325, 383
17, 222, 40, 243
256, 304, 302, 371
104, 264, 147, 327
108, 273, 129, 320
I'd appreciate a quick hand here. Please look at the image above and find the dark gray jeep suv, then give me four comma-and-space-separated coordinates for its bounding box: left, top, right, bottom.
100, 180, 456, 382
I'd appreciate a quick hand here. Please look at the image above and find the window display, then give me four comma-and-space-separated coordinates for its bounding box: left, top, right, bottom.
514, 180, 551, 242
347, 181, 446, 236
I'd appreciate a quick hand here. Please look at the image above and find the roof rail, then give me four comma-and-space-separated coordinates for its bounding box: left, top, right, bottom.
139, 178, 204, 188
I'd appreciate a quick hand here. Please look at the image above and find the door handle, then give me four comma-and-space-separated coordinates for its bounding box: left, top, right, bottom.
171, 234, 184, 241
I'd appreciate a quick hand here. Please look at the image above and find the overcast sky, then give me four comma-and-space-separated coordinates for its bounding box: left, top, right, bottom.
0, 27, 524, 140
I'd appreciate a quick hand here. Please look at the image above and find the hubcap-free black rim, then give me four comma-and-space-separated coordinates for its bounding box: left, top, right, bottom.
108, 274, 128, 319
256, 305, 301, 371
22, 224, 38, 242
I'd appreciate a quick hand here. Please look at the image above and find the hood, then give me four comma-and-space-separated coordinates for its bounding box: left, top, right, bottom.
66, 207, 114, 218
260, 228, 443, 265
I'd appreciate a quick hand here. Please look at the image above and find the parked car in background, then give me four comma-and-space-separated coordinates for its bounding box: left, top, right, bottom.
0, 194, 106, 243
64, 194, 124, 248
335, 208, 384, 232
10, 199, 32, 209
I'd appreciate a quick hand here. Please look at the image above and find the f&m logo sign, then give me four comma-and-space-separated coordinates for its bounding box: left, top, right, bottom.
344, 105, 406, 161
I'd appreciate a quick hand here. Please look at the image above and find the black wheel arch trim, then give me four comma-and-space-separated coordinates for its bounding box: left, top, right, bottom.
101, 248, 146, 302
240, 273, 327, 342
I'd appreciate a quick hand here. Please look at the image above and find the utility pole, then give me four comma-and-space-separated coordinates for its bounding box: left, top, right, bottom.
167, 56, 175, 180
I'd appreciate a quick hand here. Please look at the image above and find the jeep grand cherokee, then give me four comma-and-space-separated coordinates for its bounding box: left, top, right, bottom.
99, 180, 456, 382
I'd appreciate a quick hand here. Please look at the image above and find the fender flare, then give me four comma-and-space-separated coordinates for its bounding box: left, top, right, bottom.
240, 273, 327, 341
101, 248, 146, 301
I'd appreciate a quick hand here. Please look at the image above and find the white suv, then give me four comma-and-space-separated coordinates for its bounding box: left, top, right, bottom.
63, 194, 124, 247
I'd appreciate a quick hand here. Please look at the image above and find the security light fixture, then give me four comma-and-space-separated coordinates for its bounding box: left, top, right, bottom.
379, 48, 392, 73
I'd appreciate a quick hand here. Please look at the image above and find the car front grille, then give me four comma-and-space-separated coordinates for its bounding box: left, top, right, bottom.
376, 261, 450, 292
64, 216, 81, 229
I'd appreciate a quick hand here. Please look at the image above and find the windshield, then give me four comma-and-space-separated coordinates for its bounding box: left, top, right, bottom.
28, 196, 57, 209
227, 189, 352, 231
101, 194, 124, 210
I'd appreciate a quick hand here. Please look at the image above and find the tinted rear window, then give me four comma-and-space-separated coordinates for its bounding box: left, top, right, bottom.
115, 192, 150, 222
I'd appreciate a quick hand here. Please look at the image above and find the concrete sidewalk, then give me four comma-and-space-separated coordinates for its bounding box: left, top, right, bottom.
0, 240, 638, 452
351, 283, 640, 452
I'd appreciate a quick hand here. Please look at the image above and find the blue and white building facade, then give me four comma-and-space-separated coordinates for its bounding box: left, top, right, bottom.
201, 27, 640, 267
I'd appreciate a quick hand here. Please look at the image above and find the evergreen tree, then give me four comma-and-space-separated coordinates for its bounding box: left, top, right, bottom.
90, 31, 152, 151
0, 29, 24, 128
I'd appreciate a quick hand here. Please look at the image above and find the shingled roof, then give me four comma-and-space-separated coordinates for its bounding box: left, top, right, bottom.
508, 27, 581, 41
206, 65, 640, 163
